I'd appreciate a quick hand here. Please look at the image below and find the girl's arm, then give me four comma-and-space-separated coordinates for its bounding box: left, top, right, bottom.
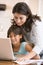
25, 43, 40, 60
25, 43, 33, 52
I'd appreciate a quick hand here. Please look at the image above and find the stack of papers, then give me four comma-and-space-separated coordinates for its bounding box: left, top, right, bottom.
15, 59, 43, 64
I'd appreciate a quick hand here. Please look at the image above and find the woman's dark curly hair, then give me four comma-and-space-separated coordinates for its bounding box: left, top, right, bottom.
12, 2, 41, 32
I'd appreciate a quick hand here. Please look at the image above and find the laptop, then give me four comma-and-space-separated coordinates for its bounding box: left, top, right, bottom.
0, 38, 17, 61
0, 38, 43, 64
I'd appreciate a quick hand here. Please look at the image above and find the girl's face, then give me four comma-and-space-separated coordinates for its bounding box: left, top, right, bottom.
9, 32, 22, 46
13, 13, 28, 26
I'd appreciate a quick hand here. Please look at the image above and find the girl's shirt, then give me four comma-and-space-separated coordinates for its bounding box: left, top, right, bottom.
14, 42, 29, 55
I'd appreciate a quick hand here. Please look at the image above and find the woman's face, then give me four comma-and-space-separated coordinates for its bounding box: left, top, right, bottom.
9, 32, 22, 46
13, 13, 28, 26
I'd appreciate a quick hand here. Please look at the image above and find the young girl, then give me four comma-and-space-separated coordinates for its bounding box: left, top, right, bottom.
7, 25, 33, 55
11, 2, 43, 60
7, 24, 40, 59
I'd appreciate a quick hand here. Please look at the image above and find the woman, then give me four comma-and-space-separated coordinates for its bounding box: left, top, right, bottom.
11, 2, 43, 60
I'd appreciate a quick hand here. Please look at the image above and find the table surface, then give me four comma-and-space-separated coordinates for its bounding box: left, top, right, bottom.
0, 61, 19, 65
0, 54, 43, 65
0, 55, 24, 65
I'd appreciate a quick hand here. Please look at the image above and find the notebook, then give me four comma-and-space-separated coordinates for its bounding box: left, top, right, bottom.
0, 38, 17, 61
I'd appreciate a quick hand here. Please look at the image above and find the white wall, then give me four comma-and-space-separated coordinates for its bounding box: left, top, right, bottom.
38, 0, 43, 18
0, 0, 43, 38
0, 0, 12, 38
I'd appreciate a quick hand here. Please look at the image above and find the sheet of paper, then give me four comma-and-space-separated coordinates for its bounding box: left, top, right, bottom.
14, 59, 43, 64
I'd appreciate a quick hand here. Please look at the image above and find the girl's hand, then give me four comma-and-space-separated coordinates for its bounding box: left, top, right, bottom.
16, 54, 29, 62
15, 56, 31, 65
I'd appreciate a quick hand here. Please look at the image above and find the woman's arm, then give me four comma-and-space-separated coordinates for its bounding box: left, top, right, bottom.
27, 21, 43, 59
18, 21, 43, 60
32, 21, 43, 54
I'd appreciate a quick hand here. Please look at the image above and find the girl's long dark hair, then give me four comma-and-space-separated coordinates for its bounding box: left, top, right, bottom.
7, 24, 25, 42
